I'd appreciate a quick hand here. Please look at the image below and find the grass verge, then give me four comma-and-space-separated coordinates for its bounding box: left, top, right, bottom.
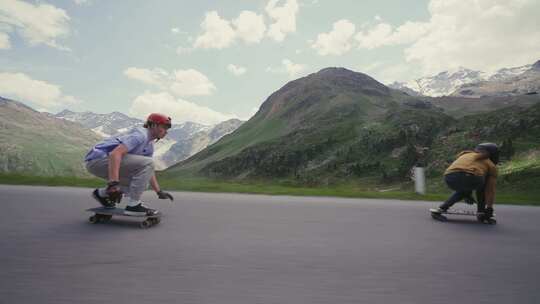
1, 173, 538, 206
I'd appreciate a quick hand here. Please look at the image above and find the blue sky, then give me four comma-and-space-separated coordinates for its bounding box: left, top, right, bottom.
1, 0, 539, 124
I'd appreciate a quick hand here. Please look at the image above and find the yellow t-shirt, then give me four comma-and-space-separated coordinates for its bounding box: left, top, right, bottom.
444, 151, 498, 177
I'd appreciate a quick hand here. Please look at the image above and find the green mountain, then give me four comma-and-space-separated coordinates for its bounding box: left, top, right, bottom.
164, 68, 540, 185
0, 97, 101, 176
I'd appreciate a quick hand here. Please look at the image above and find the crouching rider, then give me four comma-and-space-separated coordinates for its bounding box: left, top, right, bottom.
436, 143, 499, 221
84, 113, 174, 215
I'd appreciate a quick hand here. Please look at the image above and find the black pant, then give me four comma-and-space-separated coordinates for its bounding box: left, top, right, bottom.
440, 172, 486, 212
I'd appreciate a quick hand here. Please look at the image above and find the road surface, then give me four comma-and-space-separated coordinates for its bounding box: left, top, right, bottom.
1, 185, 539, 303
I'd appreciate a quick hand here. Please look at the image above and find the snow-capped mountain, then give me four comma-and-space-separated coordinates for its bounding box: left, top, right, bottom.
389, 67, 488, 97
156, 119, 244, 170
487, 64, 533, 82
55, 110, 143, 137
389, 60, 540, 98
451, 60, 540, 98
54, 110, 244, 169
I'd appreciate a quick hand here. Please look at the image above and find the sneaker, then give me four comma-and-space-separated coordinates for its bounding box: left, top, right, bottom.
92, 189, 115, 209
124, 203, 158, 216
433, 207, 448, 214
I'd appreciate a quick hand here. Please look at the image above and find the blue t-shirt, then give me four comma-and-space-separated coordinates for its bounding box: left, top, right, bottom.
84, 127, 154, 162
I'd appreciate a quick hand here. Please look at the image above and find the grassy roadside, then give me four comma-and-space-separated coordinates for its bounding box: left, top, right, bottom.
0, 173, 538, 206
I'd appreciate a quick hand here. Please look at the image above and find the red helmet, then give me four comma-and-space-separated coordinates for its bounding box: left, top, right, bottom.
145, 113, 171, 129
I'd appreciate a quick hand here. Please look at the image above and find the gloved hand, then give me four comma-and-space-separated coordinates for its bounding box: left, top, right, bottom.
106, 181, 123, 203
157, 190, 174, 201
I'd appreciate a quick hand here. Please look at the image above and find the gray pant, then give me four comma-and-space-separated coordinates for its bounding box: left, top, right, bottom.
85, 154, 154, 202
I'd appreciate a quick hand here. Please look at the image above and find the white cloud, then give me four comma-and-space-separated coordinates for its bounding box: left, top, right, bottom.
0, 0, 71, 50
227, 64, 247, 76
404, 0, 540, 74
355, 21, 428, 49
124, 67, 168, 88
193, 11, 236, 49
0, 32, 10, 49
312, 19, 356, 56
267, 59, 307, 79
125, 67, 216, 97
283, 59, 306, 78
232, 11, 266, 44
170, 69, 216, 96
193, 10, 266, 49
353, 0, 540, 75
265, 0, 299, 42
389, 21, 429, 45
129, 92, 236, 125
0, 72, 80, 108
356, 23, 391, 49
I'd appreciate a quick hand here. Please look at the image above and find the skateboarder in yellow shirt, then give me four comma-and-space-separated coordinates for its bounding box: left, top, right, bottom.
436, 143, 499, 221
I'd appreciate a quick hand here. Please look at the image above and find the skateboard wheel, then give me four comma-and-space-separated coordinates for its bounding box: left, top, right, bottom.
140, 220, 151, 229
89, 215, 98, 224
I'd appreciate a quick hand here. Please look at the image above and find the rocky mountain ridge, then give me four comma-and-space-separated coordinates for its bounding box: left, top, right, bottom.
389, 60, 540, 97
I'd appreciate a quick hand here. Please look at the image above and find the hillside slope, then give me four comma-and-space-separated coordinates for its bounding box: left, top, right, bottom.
0, 97, 101, 176
164, 68, 540, 185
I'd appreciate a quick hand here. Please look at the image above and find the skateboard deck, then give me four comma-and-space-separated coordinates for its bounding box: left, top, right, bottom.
86, 207, 161, 228
429, 208, 496, 224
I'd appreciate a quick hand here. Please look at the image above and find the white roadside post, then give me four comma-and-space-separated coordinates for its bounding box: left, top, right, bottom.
414, 166, 426, 195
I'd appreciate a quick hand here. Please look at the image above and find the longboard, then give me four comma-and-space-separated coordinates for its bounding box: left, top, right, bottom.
429, 208, 496, 224
86, 207, 161, 228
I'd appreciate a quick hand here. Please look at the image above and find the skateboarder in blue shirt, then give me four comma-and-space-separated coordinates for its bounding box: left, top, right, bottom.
84, 113, 174, 215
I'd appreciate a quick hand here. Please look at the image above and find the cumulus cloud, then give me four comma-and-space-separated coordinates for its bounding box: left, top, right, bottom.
312, 19, 356, 56
129, 92, 236, 125
404, 0, 540, 74
193, 10, 266, 49
193, 11, 236, 49
232, 11, 266, 44
191, 0, 299, 50
265, 0, 299, 42
227, 64, 247, 76
0, 72, 80, 108
352, 0, 540, 74
267, 59, 307, 79
355, 21, 428, 49
124, 67, 216, 97
0, 0, 71, 50
170, 69, 216, 96
124, 67, 168, 88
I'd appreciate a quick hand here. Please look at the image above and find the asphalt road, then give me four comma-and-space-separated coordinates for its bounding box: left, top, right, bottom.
1, 185, 539, 304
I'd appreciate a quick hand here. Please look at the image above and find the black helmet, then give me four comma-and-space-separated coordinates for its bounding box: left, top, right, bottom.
475, 143, 499, 164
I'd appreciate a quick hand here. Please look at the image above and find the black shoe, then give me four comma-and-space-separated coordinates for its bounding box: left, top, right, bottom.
92, 189, 115, 209
125, 203, 157, 216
